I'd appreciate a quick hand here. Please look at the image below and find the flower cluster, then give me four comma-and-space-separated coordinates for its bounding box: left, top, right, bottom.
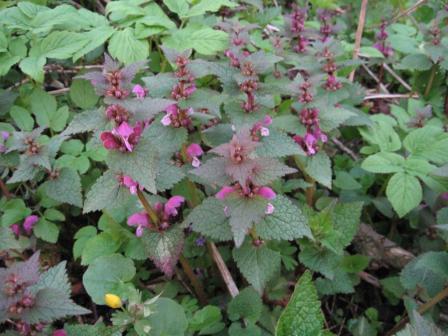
100, 121, 143, 152
317, 9, 336, 42
321, 47, 342, 91
293, 107, 327, 156
117, 174, 142, 194
186, 143, 204, 167
216, 182, 276, 215
127, 196, 185, 236
374, 20, 393, 58
250, 115, 272, 141
288, 6, 310, 53
10, 215, 39, 237
161, 104, 193, 128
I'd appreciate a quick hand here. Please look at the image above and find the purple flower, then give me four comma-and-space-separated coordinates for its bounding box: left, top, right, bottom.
257, 186, 276, 200
53, 330, 67, 336
10, 224, 20, 237
216, 186, 237, 200
161, 104, 193, 128
1, 131, 9, 141
100, 121, 142, 152
127, 211, 151, 237
195, 236, 206, 247
23, 215, 39, 235
132, 84, 147, 99
121, 175, 142, 194
164, 196, 185, 217
186, 143, 204, 167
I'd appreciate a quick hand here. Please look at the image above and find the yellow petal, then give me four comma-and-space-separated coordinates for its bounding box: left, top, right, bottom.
104, 293, 122, 309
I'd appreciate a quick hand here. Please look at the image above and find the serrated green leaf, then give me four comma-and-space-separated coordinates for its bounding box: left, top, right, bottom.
256, 129, 304, 157
106, 137, 158, 194
233, 240, 281, 293
304, 152, 332, 189
185, 197, 233, 241
19, 56, 46, 82
142, 226, 184, 277
32, 261, 70, 295
276, 271, 325, 336
386, 172, 422, 217
10, 106, 34, 131
43, 167, 82, 207
63, 109, 108, 136
38, 31, 89, 59
83, 170, 131, 213
255, 195, 311, 241
33, 218, 59, 243
361, 152, 405, 173
108, 28, 149, 64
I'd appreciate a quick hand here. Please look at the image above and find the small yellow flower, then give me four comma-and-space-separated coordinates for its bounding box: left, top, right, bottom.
104, 293, 122, 309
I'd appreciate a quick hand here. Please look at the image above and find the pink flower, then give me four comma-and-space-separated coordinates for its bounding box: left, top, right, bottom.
1, 131, 9, 140
186, 143, 204, 167
100, 122, 142, 152
161, 104, 193, 128
257, 187, 276, 200
10, 224, 20, 237
23, 215, 39, 235
53, 330, 67, 336
127, 211, 151, 237
121, 175, 141, 194
164, 196, 185, 217
251, 115, 272, 140
132, 84, 147, 99
265, 203, 275, 214
216, 186, 237, 200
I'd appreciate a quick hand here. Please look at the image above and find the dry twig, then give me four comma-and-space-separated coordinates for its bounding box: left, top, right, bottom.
349, 0, 369, 82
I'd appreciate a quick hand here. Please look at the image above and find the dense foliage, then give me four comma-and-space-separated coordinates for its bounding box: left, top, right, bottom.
1, 0, 448, 335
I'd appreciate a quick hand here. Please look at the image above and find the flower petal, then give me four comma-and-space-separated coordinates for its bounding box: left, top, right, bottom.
257, 187, 276, 200
216, 186, 236, 200
164, 196, 185, 216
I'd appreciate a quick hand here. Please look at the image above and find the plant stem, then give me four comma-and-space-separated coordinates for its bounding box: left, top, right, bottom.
293, 155, 315, 207
178, 254, 208, 305
385, 286, 448, 336
136, 190, 159, 227
348, 0, 368, 82
424, 64, 437, 98
207, 242, 240, 298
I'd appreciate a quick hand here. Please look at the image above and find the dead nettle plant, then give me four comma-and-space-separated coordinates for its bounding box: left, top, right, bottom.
3, 4, 367, 303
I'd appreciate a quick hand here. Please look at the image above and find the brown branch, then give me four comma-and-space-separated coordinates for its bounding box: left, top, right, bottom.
331, 137, 359, 161
386, 286, 448, 336
178, 255, 208, 305
390, 0, 428, 24
48, 88, 70, 95
361, 64, 389, 93
207, 242, 239, 298
348, 0, 369, 82
364, 93, 419, 100
382, 63, 413, 91
0, 180, 12, 199
354, 223, 415, 269
358, 271, 381, 288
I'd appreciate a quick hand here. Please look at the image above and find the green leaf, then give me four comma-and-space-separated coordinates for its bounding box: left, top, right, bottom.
72, 26, 115, 62
185, 197, 233, 242
19, 56, 46, 82
359, 46, 385, 58
228, 287, 262, 323
189, 305, 225, 334
142, 226, 184, 277
255, 195, 312, 241
10, 106, 34, 131
340, 255, 370, 273
147, 298, 188, 336
83, 170, 130, 213
386, 172, 422, 217
33, 218, 59, 243
403, 126, 448, 165
62, 108, 107, 136
233, 240, 281, 293
398, 54, 432, 71
83, 254, 136, 304
305, 152, 332, 189
43, 167, 83, 207
400, 252, 448, 297
30, 88, 57, 127
70, 79, 99, 109
361, 152, 405, 174
21, 288, 90, 323
32, 261, 70, 295
108, 28, 149, 64
332, 202, 363, 249
106, 137, 158, 193
276, 271, 325, 336
256, 129, 304, 157
81, 232, 121, 265
163, 25, 228, 55
37, 31, 89, 59
0, 226, 21, 252
298, 241, 341, 279
185, 0, 236, 17
50, 105, 69, 132
226, 196, 267, 247
163, 0, 189, 17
